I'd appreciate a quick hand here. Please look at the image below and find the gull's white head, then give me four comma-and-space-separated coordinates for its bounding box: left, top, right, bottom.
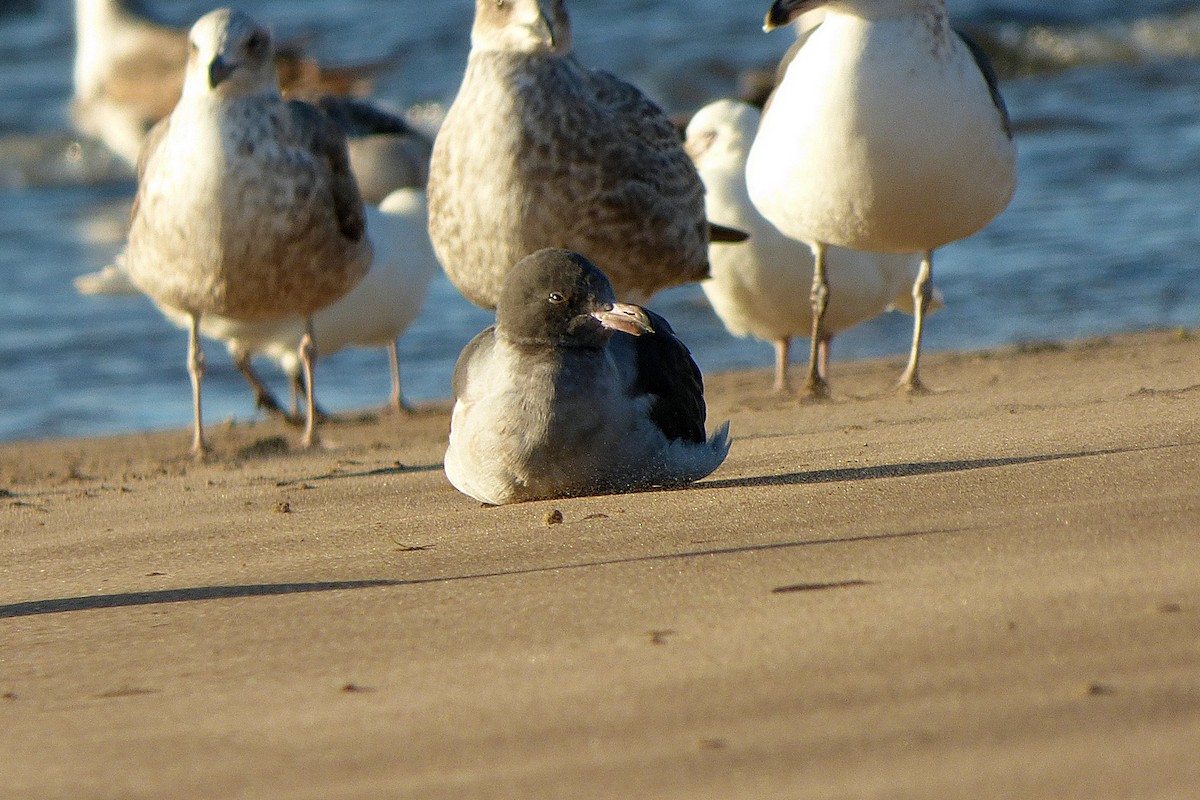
684, 99, 760, 172
183, 8, 278, 99
471, 0, 572, 55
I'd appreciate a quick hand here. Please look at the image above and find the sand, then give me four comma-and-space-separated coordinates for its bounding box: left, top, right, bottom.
2, 329, 1199, 799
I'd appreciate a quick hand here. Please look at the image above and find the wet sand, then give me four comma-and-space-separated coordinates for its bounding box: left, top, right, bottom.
2, 329, 1199, 799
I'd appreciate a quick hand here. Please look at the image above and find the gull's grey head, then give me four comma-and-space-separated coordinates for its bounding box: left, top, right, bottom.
497, 249, 652, 348
471, 0, 572, 55
184, 8, 277, 98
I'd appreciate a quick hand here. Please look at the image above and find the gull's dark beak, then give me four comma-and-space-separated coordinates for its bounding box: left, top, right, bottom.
208, 56, 236, 88
591, 302, 653, 336
764, 0, 821, 32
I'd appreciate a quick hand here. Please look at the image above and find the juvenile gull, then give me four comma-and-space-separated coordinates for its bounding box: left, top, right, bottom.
746, 0, 1016, 393
686, 99, 926, 395
119, 8, 372, 456
428, 0, 745, 310
444, 249, 731, 506
79, 188, 435, 418
72, 0, 394, 166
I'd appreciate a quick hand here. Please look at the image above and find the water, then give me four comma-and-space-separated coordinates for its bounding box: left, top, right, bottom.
0, 0, 1197, 442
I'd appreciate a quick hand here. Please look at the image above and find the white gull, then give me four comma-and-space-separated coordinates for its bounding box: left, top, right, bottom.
686, 98, 927, 395
746, 0, 1016, 393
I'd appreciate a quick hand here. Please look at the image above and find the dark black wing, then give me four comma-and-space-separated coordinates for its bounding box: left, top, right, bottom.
957, 29, 1013, 140
615, 309, 707, 444
309, 95, 427, 140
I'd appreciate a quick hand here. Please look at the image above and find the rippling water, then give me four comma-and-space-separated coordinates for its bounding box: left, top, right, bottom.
0, 0, 1197, 441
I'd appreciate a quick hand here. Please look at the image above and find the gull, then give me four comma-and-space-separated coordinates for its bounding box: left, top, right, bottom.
427, 0, 746, 311
444, 248, 731, 505
746, 0, 1016, 394
77, 188, 436, 418
296, 94, 434, 205
119, 8, 372, 456
686, 98, 926, 395
72, 0, 396, 167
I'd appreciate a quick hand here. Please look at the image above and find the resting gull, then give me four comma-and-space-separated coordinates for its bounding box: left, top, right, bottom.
746, 0, 1016, 393
72, 0, 400, 167
444, 248, 731, 506
428, 0, 746, 310
78, 188, 435, 419
119, 8, 372, 456
686, 99, 926, 395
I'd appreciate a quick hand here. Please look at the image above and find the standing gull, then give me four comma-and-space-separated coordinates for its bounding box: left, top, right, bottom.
445, 249, 731, 506
120, 8, 372, 456
746, 0, 1016, 393
428, 0, 745, 310
686, 99, 925, 394
79, 188, 435, 419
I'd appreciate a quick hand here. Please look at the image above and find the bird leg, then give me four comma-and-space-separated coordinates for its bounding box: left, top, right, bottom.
898, 249, 934, 394
772, 338, 792, 394
299, 317, 320, 448
288, 375, 300, 418
386, 340, 412, 414
817, 334, 832, 384
802, 241, 831, 399
231, 346, 288, 419
286, 370, 330, 426
187, 313, 210, 459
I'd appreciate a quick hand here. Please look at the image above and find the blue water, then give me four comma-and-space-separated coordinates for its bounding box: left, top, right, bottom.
0, 0, 1198, 441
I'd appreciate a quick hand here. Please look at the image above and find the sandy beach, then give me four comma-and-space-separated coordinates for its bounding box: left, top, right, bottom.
2, 329, 1198, 799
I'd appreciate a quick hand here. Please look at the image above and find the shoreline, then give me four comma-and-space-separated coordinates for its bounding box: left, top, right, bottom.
3, 328, 1199, 798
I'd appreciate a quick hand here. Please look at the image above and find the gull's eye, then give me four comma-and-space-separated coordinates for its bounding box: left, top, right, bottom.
246, 32, 267, 56
496, 0, 507, 8
548, 291, 567, 304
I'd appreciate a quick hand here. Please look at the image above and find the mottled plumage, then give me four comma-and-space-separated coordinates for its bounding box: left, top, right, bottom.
445, 249, 730, 505
119, 8, 372, 455
428, 0, 729, 310
80, 188, 434, 418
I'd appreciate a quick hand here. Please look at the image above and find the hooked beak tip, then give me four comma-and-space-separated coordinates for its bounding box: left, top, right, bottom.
592, 303, 654, 337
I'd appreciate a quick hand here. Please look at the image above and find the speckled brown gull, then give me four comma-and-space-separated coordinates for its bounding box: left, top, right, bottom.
79, 188, 435, 421
444, 249, 730, 505
428, 0, 745, 311
119, 7, 372, 457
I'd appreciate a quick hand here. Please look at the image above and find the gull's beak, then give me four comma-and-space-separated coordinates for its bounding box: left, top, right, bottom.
208, 55, 236, 88
764, 0, 821, 32
591, 302, 653, 336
